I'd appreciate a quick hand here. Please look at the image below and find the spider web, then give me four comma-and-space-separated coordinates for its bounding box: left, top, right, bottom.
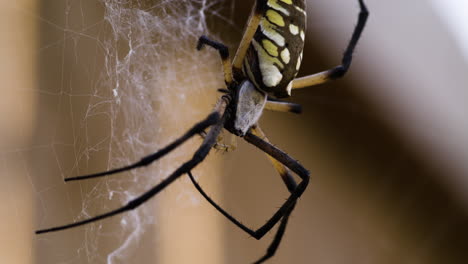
0, 0, 237, 263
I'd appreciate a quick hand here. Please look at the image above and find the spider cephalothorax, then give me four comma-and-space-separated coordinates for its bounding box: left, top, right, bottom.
36, 1, 368, 263
222, 80, 268, 137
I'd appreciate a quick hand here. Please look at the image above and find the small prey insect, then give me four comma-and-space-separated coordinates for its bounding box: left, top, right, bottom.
36, 0, 369, 263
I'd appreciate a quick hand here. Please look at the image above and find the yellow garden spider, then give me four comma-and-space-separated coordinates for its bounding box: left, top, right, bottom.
36, 0, 368, 263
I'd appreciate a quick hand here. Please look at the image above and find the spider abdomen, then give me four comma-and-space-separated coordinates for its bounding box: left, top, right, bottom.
243, 0, 306, 98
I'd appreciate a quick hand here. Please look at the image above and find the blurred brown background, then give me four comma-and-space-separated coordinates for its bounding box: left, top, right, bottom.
1, 0, 468, 263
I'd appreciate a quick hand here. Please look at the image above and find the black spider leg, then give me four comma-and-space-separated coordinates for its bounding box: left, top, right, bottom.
187, 132, 309, 242
36, 96, 230, 234
292, 0, 369, 89
248, 125, 301, 263
187, 131, 300, 263
197, 35, 234, 87
255, 204, 296, 264
253, 166, 298, 263
187, 171, 296, 264
64, 113, 220, 182
243, 131, 309, 237
329, 0, 369, 79
197, 35, 229, 61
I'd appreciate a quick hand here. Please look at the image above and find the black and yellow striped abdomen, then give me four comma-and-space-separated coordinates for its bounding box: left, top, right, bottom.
243, 0, 306, 98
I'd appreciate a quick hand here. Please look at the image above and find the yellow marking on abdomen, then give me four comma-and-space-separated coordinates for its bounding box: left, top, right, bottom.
260, 19, 285, 46
262, 39, 279, 57
266, 9, 285, 27
280, 0, 292, 4
267, 0, 290, 15
252, 40, 284, 87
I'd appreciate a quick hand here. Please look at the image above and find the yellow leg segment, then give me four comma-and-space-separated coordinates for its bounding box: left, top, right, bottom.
250, 125, 295, 190
197, 35, 233, 86
232, 6, 263, 77
222, 58, 233, 85
265, 101, 302, 114
291, 69, 334, 90
292, 0, 369, 90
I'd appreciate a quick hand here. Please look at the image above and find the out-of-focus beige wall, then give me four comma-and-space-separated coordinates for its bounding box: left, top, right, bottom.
0, 1, 37, 263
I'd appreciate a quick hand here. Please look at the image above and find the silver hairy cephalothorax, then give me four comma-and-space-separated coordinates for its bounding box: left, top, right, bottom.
233, 80, 267, 136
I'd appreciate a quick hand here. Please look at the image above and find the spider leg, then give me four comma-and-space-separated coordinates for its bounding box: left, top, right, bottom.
292, 0, 369, 89
64, 112, 220, 182
231, 0, 265, 79
250, 125, 297, 264
197, 36, 233, 85
242, 132, 309, 239
265, 100, 302, 114
36, 96, 230, 234
188, 170, 295, 264
188, 131, 309, 242
253, 204, 295, 264
250, 126, 297, 193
